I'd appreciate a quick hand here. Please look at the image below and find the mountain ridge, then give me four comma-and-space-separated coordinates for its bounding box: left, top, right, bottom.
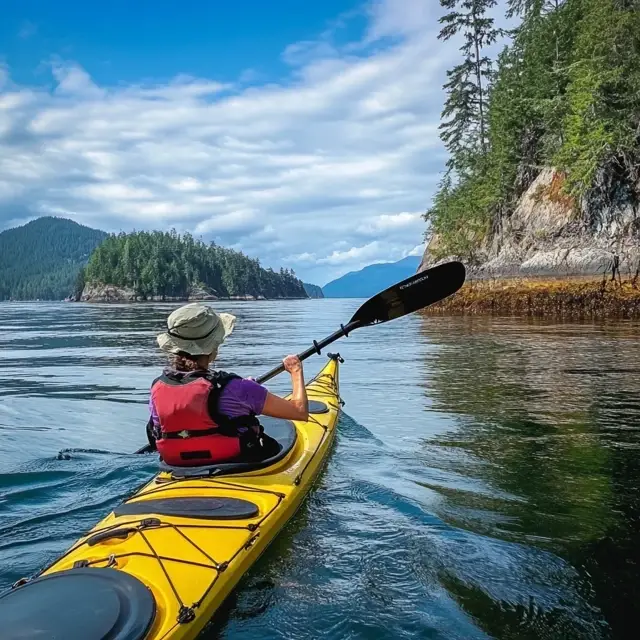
0, 216, 325, 302
0, 217, 108, 300
322, 256, 421, 298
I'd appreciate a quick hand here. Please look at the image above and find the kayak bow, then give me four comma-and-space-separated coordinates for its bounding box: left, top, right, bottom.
1, 355, 342, 640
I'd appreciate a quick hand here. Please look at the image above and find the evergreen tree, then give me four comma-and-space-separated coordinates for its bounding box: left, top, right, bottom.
438, 0, 502, 170
73, 267, 86, 301
555, 0, 640, 194
83, 230, 307, 300
425, 0, 640, 261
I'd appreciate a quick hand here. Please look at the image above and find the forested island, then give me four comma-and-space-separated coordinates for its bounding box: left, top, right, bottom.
302, 283, 324, 299
78, 230, 307, 302
421, 0, 640, 317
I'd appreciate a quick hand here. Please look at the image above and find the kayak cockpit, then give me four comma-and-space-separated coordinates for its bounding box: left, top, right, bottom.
157, 402, 327, 479
159, 415, 296, 478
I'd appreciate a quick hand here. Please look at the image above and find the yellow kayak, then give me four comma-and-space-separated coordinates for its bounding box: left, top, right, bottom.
2, 355, 341, 640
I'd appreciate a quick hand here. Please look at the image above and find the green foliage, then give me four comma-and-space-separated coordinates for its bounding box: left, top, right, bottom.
84, 230, 307, 300
426, 0, 640, 259
425, 170, 495, 260
0, 217, 107, 300
73, 267, 86, 301
438, 0, 502, 167
555, 0, 640, 195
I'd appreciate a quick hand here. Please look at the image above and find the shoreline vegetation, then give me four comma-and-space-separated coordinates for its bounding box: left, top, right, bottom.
424, 276, 640, 318
419, 0, 640, 320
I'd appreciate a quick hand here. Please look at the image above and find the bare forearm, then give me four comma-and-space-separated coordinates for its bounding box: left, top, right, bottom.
261, 354, 309, 422
290, 370, 308, 418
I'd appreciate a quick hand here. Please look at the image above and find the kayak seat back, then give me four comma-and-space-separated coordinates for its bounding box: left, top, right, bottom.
159, 416, 297, 478
114, 496, 259, 520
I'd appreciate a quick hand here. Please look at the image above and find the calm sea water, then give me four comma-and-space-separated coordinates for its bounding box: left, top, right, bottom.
1, 301, 639, 639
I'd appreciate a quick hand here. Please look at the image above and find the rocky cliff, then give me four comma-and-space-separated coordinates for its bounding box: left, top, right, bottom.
303, 282, 324, 299
420, 168, 640, 280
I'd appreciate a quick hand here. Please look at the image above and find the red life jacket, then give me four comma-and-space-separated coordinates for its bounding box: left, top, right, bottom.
150, 370, 259, 467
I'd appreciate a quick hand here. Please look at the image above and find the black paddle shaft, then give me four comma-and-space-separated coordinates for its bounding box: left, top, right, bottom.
256, 321, 360, 384
256, 260, 466, 384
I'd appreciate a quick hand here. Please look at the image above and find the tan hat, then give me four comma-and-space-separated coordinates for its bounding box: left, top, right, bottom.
157, 303, 236, 356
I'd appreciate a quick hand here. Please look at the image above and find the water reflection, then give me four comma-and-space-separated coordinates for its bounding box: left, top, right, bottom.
418, 315, 640, 639
2, 303, 639, 639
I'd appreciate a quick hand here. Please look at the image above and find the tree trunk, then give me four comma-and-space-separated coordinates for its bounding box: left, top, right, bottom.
472, 7, 487, 155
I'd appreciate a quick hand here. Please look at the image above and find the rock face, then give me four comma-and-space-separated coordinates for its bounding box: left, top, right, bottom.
420, 168, 640, 279
186, 285, 218, 301
80, 283, 139, 302
81, 283, 219, 302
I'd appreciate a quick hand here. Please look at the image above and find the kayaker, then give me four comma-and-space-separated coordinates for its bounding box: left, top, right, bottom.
147, 302, 309, 466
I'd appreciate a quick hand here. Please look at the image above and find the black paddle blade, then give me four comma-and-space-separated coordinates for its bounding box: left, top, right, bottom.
349, 261, 466, 327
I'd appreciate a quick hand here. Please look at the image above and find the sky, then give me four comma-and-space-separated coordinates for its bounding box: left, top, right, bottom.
0, 0, 489, 286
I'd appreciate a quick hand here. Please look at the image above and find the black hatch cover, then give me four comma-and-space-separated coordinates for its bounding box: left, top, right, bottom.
0, 567, 156, 640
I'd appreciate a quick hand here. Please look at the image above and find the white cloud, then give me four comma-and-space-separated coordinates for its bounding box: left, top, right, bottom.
0, 0, 472, 284
405, 243, 425, 257
357, 211, 423, 234
365, 0, 440, 42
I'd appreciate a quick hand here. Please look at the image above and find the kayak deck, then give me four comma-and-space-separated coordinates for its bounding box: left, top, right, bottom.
6, 356, 341, 640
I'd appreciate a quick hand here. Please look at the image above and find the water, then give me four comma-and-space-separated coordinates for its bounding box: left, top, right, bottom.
1, 301, 639, 639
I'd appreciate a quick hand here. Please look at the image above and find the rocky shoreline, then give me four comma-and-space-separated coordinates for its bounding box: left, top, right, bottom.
420, 169, 640, 280
424, 277, 640, 319
419, 167, 640, 318
77, 283, 308, 303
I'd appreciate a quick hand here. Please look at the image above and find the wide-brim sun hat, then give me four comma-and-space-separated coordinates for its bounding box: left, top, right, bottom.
157, 303, 236, 357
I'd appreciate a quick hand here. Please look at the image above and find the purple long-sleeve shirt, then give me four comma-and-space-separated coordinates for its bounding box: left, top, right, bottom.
149, 372, 268, 428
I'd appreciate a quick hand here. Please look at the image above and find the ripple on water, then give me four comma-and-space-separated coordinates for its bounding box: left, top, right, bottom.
1, 304, 638, 639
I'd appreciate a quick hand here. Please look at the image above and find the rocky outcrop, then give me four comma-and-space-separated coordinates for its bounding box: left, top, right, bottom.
420, 168, 640, 279
80, 283, 139, 302
80, 283, 307, 303
186, 285, 218, 301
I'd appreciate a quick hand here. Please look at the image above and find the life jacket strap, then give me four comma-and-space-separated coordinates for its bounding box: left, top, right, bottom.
158, 427, 220, 440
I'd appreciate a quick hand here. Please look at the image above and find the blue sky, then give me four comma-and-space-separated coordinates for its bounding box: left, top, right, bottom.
0, 0, 477, 285
2, 1, 365, 86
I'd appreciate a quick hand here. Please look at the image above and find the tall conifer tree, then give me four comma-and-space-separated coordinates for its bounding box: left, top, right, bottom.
438, 0, 501, 171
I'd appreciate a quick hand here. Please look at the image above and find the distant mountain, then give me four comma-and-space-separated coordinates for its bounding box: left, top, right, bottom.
322, 256, 421, 298
0, 217, 107, 300
303, 282, 324, 299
